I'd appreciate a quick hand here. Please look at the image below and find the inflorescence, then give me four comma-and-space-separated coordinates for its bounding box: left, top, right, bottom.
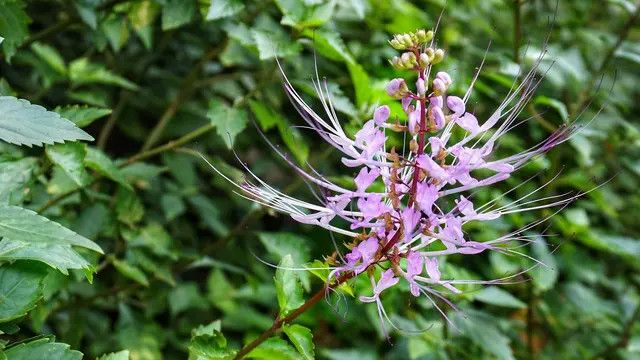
207, 27, 587, 333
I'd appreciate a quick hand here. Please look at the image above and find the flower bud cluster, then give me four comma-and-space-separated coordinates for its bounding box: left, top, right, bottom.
389, 29, 434, 50
389, 36, 445, 70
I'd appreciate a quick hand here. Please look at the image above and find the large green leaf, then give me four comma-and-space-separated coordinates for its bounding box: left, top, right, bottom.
84, 147, 132, 189
0, 262, 47, 323
98, 350, 131, 360
0, 158, 36, 203
161, 0, 196, 30
0, 96, 94, 147
0, 204, 103, 273
274, 255, 304, 317
69, 58, 138, 90
206, 0, 244, 20
0, 1, 29, 62
3, 337, 83, 360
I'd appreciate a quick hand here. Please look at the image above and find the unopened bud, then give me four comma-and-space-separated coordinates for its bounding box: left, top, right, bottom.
432, 49, 445, 64
419, 53, 431, 67
402, 34, 413, 47
386, 78, 409, 99
424, 48, 435, 61
416, 78, 426, 96
416, 29, 427, 43
432, 78, 446, 95
401, 52, 417, 68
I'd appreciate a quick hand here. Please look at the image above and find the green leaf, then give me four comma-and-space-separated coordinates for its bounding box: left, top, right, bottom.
188, 321, 236, 360
347, 62, 370, 107
0, 204, 103, 273
54, 105, 112, 128
0, 96, 94, 147
247, 337, 302, 360
98, 350, 131, 360
0, 158, 36, 204
69, 58, 138, 90
101, 14, 130, 52
206, 99, 248, 149
115, 187, 145, 226
168, 282, 207, 316
46, 142, 91, 187
3, 337, 83, 360
258, 232, 310, 265
283, 324, 314, 360
300, 30, 353, 63
534, 96, 569, 122
529, 239, 558, 292
206, 0, 244, 20
161, 193, 186, 221
162, 0, 196, 30
0, 1, 29, 62
0, 262, 47, 323
30, 42, 66, 75
84, 147, 132, 189
274, 255, 304, 317
251, 30, 302, 60
274, 0, 336, 29
112, 258, 149, 287
249, 101, 309, 163
474, 286, 526, 309
454, 311, 515, 360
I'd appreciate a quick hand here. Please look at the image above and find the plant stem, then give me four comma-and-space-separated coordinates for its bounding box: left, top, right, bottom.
233, 274, 351, 360
513, 0, 522, 65
141, 44, 225, 151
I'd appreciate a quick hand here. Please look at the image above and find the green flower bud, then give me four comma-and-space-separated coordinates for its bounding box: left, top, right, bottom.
424, 48, 435, 61
416, 29, 427, 43
419, 53, 431, 67
432, 49, 445, 64
401, 52, 417, 68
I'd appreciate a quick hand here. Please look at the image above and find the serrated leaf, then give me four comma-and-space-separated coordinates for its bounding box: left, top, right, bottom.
69, 58, 138, 90
283, 324, 314, 360
54, 105, 111, 128
474, 286, 526, 309
274, 0, 336, 29
188, 321, 236, 360
0, 204, 102, 274
112, 258, 149, 287
206, 99, 248, 149
249, 101, 309, 163
0, 262, 47, 323
3, 337, 83, 360
0, 1, 29, 62
162, 0, 196, 30
84, 147, 131, 189
454, 311, 515, 360
98, 350, 130, 360
0, 96, 94, 147
206, 0, 244, 20
275, 255, 304, 317
301, 30, 353, 63
46, 142, 91, 187
247, 337, 302, 360
115, 187, 145, 226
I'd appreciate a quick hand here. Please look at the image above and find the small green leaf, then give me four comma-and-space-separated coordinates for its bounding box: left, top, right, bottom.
251, 30, 302, 60
258, 232, 310, 265
0, 158, 36, 204
247, 337, 302, 360
207, 99, 248, 149
188, 320, 236, 360
0, 262, 47, 323
69, 58, 138, 90
84, 147, 131, 189
0, 1, 29, 62
0, 96, 94, 147
347, 62, 370, 107
46, 142, 91, 187
474, 286, 526, 309
249, 101, 309, 163
3, 337, 83, 360
112, 258, 149, 287
115, 187, 145, 226
98, 350, 131, 360
206, 0, 244, 20
454, 311, 515, 360
30, 42, 66, 75
283, 324, 314, 360
168, 283, 207, 316
54, 105, 112, 128
274, 255, 304, 317
529, 239, 558, 292
534, 96, 569, 122
162, 0, 196, 30
301, 30, 353, 63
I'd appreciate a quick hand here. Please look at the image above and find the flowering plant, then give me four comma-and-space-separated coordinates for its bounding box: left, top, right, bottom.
211, 26, 588, 357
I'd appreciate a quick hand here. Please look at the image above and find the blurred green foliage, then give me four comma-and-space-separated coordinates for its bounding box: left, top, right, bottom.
0, 0, 639, 359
